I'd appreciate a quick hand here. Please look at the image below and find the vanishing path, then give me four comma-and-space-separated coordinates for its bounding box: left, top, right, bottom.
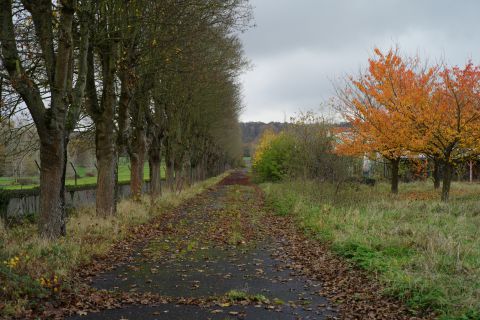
67, 171, 423, 320
69, 171, 336, 319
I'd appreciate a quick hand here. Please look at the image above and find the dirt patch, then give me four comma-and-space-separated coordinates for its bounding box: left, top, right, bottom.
218, 169, 251, 186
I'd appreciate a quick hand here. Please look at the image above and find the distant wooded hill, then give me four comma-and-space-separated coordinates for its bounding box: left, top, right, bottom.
240, 122, 287, 144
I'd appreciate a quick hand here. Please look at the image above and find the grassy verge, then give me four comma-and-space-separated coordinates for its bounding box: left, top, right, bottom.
0, 172, 228, 317
262, 180, 480, 320
0, 162, 164, 190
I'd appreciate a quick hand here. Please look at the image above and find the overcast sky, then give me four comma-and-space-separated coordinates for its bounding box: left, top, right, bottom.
238, 0, 480, 122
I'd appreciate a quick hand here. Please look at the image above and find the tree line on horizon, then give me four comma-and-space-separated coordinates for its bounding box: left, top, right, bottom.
0, 0, 252, 238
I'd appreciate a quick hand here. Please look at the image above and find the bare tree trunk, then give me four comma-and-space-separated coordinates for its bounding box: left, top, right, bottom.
96, 117, 117, 216
166, 164, 174, 191
188, 166, 193, 185
197, 165, 202, 181
146, 120, 163, 198
175, 168, 184, 193
200, 155, 207, 180
38, 133, 67, 238
433, 158, 441, 190
191, 165, 198, 183
149, 143, 162, 197
183, 156, 192, 187
85, 26, 119, 216
174, 158, 184, 193
0, 0, 87, 238
390, 158, 400, 194
130, 129, 146, 199
130, 155, 142, 199
441, 162, 453, 202
165, 149, 175, 192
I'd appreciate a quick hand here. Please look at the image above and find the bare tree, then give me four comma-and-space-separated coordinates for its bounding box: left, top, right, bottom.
0, 0, 89, 238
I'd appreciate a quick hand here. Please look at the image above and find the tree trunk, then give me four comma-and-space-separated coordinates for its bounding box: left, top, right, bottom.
441, 162, 453, 202
390, 158, 400, 194
149, 152, 162, 198
166, 164, 174, 191
184, 157, 192, 187
38, 133, 67, 238
198, 165, 203, 181
95, 118, 117, 216
130, 129, 146, 199
197, 165, 202, 182
192, 166, 197, 183
148, 134, 162, 197
165, 150, 175, 192
200, 155, 207, 180
175, 168, 183, 193
90, 38, 118, 217
187, 164, 193, 186
130, 155, 142, 199
433, 158, 441, 190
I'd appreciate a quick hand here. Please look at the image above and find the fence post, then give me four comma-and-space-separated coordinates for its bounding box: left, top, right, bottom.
470, 160, 473, 183
0, 190, 8, 225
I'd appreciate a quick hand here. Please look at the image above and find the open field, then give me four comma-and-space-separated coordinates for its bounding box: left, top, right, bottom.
0, 162, 163, 190
262, 180, 480, 319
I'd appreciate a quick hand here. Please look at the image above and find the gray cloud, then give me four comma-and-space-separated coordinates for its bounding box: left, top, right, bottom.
239, 0, 480, 122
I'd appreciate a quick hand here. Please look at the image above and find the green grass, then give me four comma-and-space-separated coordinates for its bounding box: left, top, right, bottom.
262, 180, 480, 319
0, 162, 164, 190
0, 177, 15, 185
225, 289, 269, 304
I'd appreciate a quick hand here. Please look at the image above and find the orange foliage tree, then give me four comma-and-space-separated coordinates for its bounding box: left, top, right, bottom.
410, 63, 480, 200
335, 49, 423, 194
335, 48, 480, 201
388, 61, 480, 200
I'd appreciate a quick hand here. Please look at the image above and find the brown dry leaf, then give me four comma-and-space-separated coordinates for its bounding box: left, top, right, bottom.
211, 309, 223, 314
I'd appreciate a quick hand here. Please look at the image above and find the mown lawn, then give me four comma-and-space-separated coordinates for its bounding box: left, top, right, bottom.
262, 180, 480, 320
0, 162, 163, 190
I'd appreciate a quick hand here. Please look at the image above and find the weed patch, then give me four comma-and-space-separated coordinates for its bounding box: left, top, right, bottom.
225, 289, 269, 304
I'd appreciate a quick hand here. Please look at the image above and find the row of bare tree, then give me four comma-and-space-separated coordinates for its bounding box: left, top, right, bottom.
0, 0, 251, 238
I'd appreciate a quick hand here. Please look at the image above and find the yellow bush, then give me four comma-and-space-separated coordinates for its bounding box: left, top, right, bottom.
252, 129, 278, 168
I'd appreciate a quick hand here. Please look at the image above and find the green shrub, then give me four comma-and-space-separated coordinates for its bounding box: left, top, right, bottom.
253, 133, 295, 182
252, 114, 356, 183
